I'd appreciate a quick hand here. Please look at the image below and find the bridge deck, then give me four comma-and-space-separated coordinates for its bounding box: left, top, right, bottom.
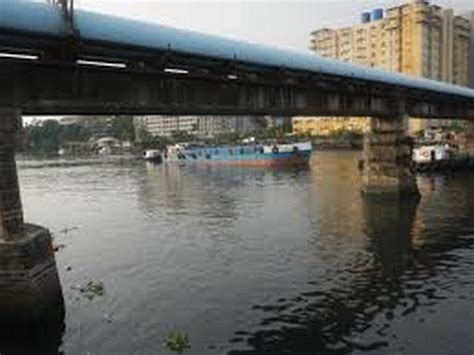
1, 1, 474, 100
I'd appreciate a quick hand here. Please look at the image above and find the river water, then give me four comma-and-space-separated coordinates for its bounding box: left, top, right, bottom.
11, 151, 474, 354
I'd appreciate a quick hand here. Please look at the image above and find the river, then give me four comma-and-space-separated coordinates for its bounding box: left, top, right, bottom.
10, 151, 474, 354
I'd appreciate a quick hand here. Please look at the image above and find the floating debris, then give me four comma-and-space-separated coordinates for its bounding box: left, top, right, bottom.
51, 234, 67, 253
163, 331, 190, 354
53, 243, 67, 253
59, 225, 79, 235
72, 280, 106, 300
103, 313, 113, 323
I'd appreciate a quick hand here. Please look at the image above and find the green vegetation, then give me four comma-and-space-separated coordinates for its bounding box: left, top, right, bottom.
23, 116, 136, 154
136, 126, 171, 149
209, 122, 293, 145
163, 331, 190, 354
72, 280, 106, 300
212, 132, 247, 145
326, 128, 364, 140
110, 115, 135, 141
25, 119, 62, 153
254, 122, 293, 140
170, 130, 195, 143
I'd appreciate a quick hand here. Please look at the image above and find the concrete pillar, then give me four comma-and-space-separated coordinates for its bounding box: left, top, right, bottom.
0, 109, 24, 240
459, 121, 474, 158
0, 109, 64, 328
362, 115, 419, 198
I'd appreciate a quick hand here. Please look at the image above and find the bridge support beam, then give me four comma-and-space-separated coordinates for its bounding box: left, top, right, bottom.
362, 115, 419, 198
0, 109, 64, 327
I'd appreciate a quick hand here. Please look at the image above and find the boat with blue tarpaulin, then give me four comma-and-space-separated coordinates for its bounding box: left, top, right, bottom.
163, 141, 312, 167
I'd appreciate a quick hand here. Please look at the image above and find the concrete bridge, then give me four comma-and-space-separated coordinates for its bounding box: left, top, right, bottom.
0, 1, 474, 327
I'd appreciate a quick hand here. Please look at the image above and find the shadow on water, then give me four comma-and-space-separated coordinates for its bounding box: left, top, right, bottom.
0, 301, 65, 355
0, 226, 66, 354
227, 185, 474, 355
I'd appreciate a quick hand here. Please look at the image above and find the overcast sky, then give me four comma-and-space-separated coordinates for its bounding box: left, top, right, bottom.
74, 0, 473, 51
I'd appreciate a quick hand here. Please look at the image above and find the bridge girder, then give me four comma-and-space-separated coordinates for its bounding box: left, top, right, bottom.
1, 59, 473, 118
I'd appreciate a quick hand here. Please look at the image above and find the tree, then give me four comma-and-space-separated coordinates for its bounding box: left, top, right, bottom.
26, 119, 61, 152
254, 116, 269, 130
111, 115, 135, 141
171, 130, 194, 143
136, 126, 171, 149
61, 123, 89, 142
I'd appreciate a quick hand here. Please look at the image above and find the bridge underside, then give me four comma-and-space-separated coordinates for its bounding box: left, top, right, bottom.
2, 60, 474, 118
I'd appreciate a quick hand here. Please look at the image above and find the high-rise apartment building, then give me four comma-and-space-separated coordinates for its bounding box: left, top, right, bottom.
305, 0, 472, 135
468, 11, 474, 88
134, 116, 199, 138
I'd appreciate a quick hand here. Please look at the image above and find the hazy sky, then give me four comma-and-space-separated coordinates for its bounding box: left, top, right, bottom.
74, 0, 474, 51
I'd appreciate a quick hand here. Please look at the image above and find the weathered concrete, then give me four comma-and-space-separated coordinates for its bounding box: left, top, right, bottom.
362, 116, 420, 198
0, 224, 64, 325
0, 109, 24, 240
459, 121, 474, 158
0, 109, 64, 326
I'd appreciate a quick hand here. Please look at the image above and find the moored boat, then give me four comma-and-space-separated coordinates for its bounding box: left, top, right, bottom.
143, 149, 162, 163
162, 141, 312, 167
412, 143, 471, 172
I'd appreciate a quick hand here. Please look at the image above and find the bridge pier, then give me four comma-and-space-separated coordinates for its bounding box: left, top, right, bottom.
0, 109, 64, 327
362, 115, 419, 198
460, 121, 474, 159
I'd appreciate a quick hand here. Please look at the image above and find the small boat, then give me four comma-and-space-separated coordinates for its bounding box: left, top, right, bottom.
413, 143, 470, 172
413, 144, 456, 164
162, 141, 312, 167
143, 149, 162, 163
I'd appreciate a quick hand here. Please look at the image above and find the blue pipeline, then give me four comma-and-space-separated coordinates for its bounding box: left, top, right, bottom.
1, 2, 474, 99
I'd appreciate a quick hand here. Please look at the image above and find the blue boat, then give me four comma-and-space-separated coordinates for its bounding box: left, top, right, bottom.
163, 141, 312, 167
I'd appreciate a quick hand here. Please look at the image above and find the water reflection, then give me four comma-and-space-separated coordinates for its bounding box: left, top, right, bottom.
13, 154, 474, 354
138, 162, 310, 222
228, 173, 474, 354
363, 198, 419, 279
227, 197, 419, 354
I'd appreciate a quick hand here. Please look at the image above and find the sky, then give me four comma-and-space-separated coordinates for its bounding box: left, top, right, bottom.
25, 0, 473, 122
73, 0, 474, 51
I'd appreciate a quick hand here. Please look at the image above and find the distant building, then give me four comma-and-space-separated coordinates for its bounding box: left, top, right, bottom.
292, 117, 368, 136
264, 116, 292, 129
134, 116, 199, 138
134, 115, 262, 139
233, 116, 261, 134
468, 11, 474, 88
197, 116, 241, 137
309, 0, 472, 135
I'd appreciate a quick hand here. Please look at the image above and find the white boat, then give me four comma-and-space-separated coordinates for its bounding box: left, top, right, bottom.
412, 144, 457, 164
143, 149, 162, 162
